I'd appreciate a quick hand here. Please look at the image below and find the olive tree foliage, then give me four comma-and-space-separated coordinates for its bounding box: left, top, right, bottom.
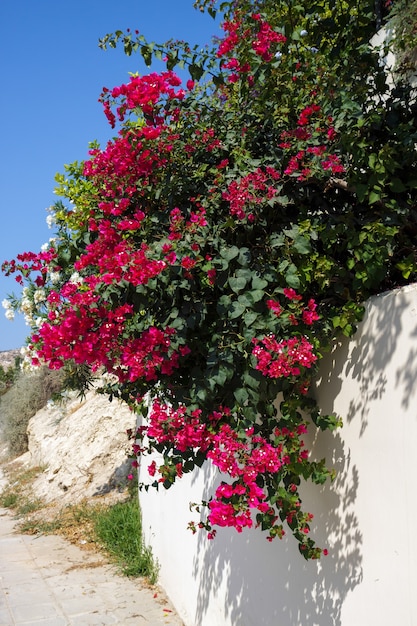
0, 368, 64, 458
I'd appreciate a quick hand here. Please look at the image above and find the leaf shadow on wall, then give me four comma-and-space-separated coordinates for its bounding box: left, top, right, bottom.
191, 427, 362, 626
318, 287, 417, 437
190, 287, 417, 624
319, 298, 402, 437
336, 288, 409, 435
394, 304, 417, 411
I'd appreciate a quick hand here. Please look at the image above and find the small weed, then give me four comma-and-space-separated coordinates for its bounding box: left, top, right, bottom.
18, 517, 63, 535
0, 465, 44, 512
0, 492, 18, 508
16, 499, 43, 516
7, 465, 44, 487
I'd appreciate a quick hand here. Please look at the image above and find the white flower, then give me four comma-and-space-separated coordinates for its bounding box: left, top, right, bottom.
24, 314, 33, 325
300, 29, 308, 37
69, 272, 84, 285
33, 289, 46, 304
40, 237, 56, 252
20, 346, 42, 372
2, 298, 11, 310
20, 296, 33, 314
20, 357, 37, 372
49, 271, 61, 284
46, 214, 55, 229
5, 309, 14, 321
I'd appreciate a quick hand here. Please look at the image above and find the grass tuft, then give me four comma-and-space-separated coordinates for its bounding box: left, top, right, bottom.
92, 497, 158, 582
0, 492, 18, 508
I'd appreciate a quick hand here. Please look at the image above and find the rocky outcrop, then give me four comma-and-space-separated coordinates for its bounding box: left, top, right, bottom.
26, 390, 136, 506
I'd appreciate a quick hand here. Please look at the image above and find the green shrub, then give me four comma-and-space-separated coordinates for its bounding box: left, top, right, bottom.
0, 356, 21, 396
0, 367, 64, 457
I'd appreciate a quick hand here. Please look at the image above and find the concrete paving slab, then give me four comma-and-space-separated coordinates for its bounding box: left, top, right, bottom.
0, 508, 184, 626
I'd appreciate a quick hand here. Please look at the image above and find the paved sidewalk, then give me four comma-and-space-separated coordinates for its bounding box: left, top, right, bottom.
0, 508, 183, 626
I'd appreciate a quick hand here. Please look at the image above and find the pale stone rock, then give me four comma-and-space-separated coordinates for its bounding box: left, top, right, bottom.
27, 389, 136, 505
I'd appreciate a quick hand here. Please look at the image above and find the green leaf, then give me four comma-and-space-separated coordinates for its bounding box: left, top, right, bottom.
396, 256, 416, 279
237, 248, 251, 266
332, 315, 342, 328
229, 301, 246, 319
355, 183, 368, 202
238, 292, 254, 307
212, 74, 225, 87
293, 236, 311, 255
368, 190, 381, 204
212, 366, 227, 386
249, 290, 265, 302
166, 52, 178, 71
389, 178, 406, 193
141, 45, 152, 66
218, 294, 232, 306
234, 387, 249, 405
269, 233, 285, 248
229, 276, 247, 293
206, 350, 218, 367
285, 265, 300, 289
220, 246, 240, 262
243, 370, 262, 389
244, 310, 258, 326
216, 294, 231, 314
252, 276, 268, 290
189, 63, 204, 81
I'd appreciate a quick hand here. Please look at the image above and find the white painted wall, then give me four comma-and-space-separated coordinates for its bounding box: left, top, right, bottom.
139, 283, 417, 626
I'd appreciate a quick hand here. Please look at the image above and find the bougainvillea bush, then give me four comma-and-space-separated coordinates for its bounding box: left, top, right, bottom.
3, 0, 417, 559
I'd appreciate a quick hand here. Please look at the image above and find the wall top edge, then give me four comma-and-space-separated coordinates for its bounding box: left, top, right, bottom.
367, 282, 417, 304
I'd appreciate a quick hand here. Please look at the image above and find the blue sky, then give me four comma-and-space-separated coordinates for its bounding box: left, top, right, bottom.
0, 0, 220, 351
